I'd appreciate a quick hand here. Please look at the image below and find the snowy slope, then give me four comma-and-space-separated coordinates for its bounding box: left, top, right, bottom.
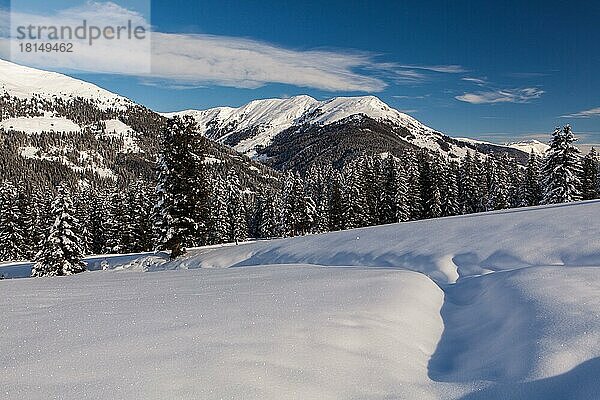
458, 137, 549, 156
0, 116, 82, 134
165, 95, 479, 159
140, 200, 600, 285
1, 201, 599, 399
505, 139, 550, 155
0, 59, 132, 110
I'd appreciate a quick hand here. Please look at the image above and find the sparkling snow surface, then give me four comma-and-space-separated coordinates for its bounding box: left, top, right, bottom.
2, 202, 600, 400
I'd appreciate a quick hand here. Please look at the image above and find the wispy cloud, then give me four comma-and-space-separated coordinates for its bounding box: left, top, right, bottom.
2, 2, 466, 92
461, 77, 487, 85
398, 64, 466, 73
560, 107, 600, 118
455, 88, 545, 104
392, 94, 429, 99
150, 32, 392, 91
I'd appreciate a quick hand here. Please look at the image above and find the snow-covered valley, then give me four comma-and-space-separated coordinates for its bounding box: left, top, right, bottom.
2, 200, 599, 399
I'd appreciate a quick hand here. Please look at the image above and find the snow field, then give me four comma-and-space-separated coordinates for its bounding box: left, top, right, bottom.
1, 200, 599, 399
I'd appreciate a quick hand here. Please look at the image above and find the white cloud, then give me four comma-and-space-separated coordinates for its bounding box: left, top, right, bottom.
561, 107, 600, 118
398, 64, 466, 73
149, 32, 389, 91
455, 88, 544, 104
461, 77, 487, 85
2, 2, 469, 92
392, 94, 428, 99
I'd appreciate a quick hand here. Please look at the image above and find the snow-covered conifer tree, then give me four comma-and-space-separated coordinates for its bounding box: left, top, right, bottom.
327, 171, 345, 231
0, 181, 27, 262
520, 151, 543, 207
542, 125, 582, 204
404, 152, 423, 219
581, 148, 599, 200
254, 192, 279, 239
31, 185, 86, 277
293, 173, 316, 235
343, 164, 367, 229
129, 180, 154, 252
225, 173, 248, 244
487, 155, 511, 211
459, 152, 479, 214
440, 161, 460, 216
379, 156, 400, 224
208, 175, 230, 244
153, 116, 210, 259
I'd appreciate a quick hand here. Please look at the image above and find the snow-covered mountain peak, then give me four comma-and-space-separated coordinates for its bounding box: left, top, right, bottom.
505, 139, 550, 155
313, 95, 424, 127
164, 94, 442, 158
0, 59, 132, 110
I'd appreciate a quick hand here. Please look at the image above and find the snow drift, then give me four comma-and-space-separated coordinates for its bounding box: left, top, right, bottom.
1, 201, 599, 399
155, 200, 600, 285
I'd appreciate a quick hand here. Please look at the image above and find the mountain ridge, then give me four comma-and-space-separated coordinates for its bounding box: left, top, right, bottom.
165, 94, 540, 167
0, 59, 540, 175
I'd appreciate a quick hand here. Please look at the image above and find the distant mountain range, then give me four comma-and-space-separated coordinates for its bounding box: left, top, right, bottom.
165, 95, 548, 169
0, 59, 548, 185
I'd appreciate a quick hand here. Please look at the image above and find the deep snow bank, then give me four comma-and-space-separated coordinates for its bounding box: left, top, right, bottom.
163, 200, 600, 284
0, 266, 451, 400
429, 267, 600, 390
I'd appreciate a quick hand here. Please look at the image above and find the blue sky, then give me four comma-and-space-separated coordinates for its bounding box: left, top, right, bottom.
2, 0, 599, 144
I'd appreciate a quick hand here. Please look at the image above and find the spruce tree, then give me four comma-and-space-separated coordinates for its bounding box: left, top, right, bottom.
581, 148, 599, 200
208, 175, 230, 244
343, 165, 367, 229
73, 188, 93, 256
542, 125, 582, 204
89, 190, 109, 255
520, 151, 543, 207
395, 164, 410, 222
225, 172, 248, 244
280, 172, 296, 236
459, 152, 479, 214
0, 181, 27, 262
31, 185, 86, 277
487, 155, 511, 211
105, 189, 128, 253
129, 180, 154, 252
328, 171, 345, 231
293, 173, 316, 235
254, 192, 279, 239
153, 116, 210, 259
441, 161, 460, 216
361, 156, 380, 226
379, 156, 400, 224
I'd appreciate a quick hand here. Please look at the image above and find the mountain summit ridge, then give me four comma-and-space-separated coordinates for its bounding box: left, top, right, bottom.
0, 59, 539, 172
164, 94, 540, 165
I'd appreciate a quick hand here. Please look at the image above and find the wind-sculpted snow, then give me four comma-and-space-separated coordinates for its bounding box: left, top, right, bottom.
159, 200, 600, 284
1, 201, 599, 399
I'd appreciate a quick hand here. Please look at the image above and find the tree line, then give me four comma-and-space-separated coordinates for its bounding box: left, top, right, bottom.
0, 120, 597, 277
